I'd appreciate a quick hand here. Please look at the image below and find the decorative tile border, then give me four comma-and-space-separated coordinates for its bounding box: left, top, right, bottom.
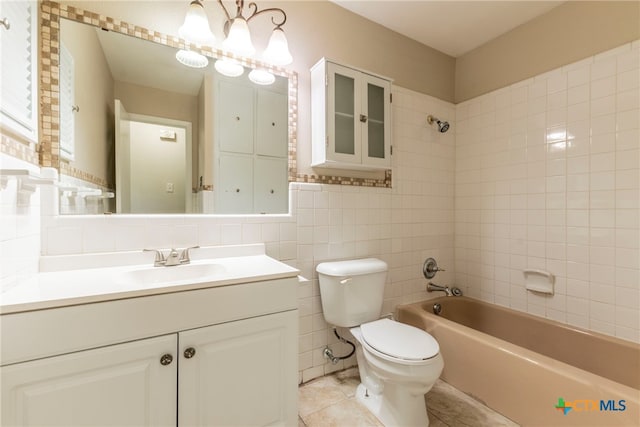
59, 162, 111, 190
39, 0, 298, 183
296, 170, 391, 188
0, 132, 39, 166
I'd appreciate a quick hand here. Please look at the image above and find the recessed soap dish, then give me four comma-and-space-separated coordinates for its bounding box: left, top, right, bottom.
524, 269, 554, 295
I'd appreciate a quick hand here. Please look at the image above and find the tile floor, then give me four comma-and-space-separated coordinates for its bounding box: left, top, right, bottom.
298, 368, 519, 427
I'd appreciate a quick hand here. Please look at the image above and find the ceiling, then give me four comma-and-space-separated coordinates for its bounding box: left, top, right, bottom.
330, 1, 564, 57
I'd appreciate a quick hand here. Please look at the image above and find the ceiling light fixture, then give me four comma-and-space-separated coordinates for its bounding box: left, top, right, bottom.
178, 0, 215, 45
176, 49, 209, 68
248, 68, 275, 85
214, 58, 245, 77
179, 0, 293, 66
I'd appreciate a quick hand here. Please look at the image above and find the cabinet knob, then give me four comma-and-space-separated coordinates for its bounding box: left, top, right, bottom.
235, 188, 240, 193
270, 189, 274, 194
359, 114, 368, 123
184, 347, 196, 359
235, 116, 240, 121
271, 122, 276, 126
160, 354, 173, 365
0, 18, 10, 30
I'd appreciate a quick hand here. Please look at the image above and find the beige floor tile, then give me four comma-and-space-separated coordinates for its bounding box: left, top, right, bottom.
426, 380, 519, 427
299, 370, 519, 427
427, 412, 449, 427
332, 366, 360, 398
298, 375, 348, 418
302, 398, 383, 427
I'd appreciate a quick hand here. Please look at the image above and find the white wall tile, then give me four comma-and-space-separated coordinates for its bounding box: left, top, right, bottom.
455, 43, 640, 343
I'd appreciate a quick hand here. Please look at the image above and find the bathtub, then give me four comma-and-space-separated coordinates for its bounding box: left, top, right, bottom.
397, 296, 640, 426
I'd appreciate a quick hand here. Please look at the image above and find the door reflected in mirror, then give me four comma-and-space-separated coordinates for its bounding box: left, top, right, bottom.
56, 16, 294, 215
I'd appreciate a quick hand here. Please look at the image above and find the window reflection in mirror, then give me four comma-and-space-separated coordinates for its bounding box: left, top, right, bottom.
57, 17, 292, 215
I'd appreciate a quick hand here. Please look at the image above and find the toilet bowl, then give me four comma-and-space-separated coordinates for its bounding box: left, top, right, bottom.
316, 259, 444, 426
351, 319, 444, 426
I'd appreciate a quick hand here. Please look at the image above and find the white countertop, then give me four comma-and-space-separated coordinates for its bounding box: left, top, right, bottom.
1, 245, 299, 315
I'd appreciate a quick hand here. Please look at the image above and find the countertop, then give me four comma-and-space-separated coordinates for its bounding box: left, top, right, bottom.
0, 245, 299, 315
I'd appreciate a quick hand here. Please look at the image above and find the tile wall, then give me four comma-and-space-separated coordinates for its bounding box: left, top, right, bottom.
0, 154, 41, 294
454, 41, 640, 343
35, 86, 456, 382
9, 40, 634, 385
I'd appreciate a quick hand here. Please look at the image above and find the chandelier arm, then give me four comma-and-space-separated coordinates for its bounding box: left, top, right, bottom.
216, 0, 233, 23
245, 2, 287, 29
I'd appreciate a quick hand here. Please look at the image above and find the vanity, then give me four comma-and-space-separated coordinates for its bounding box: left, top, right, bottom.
0, 244, 299, 426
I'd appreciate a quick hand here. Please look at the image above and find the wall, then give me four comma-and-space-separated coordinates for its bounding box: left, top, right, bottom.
114, 81, 200, 189
455, 41, 640, 343
128, 122, 186, 213
455, 1, 640, 102
61, 0, 455, 177
0, 153, 41, 294
60, 18, 115, 185
41, 87, 456, 382
2, 0, 636, 386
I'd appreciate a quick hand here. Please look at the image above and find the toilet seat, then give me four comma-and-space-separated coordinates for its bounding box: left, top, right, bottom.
360, 319, 439, 363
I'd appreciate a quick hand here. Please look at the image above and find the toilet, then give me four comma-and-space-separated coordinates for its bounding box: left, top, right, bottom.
316, 258, 444, 427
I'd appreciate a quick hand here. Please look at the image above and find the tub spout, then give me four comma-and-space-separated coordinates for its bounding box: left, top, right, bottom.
427, 282, 453, 296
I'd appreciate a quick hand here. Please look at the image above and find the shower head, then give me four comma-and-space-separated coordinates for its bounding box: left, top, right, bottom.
427, 115, 450, 133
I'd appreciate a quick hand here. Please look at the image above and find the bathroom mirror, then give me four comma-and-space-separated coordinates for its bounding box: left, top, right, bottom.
40, 2, 297, 214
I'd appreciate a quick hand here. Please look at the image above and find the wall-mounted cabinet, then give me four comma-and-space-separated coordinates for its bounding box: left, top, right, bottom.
311, 58, 392, 171
214, 76, 289, 214
0, 1, 38, 141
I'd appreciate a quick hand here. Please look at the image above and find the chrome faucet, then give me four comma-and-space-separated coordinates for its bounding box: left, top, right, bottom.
144, 246, 199, 267
164, 249, 182, 266
427, 282, 453, 296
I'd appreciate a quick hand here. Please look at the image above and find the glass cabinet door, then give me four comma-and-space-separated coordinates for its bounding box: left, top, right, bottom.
362, 74, 391, 167
327, 62, 361, 164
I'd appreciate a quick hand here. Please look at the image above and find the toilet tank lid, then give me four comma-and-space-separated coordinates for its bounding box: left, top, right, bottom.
316, 258, 388, 276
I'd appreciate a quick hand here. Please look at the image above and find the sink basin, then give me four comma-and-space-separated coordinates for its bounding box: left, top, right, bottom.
116, 263, 224, 286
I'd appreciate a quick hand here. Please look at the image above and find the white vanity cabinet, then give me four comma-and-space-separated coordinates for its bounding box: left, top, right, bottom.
215, 76, 289, 214
179, 311, 297, 426
1, 272, 299, 427
311, 58, 392, 171
1, 335, 178, 426
0, 0, 38, 141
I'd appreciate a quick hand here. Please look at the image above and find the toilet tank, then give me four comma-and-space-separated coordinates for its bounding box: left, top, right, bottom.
316, 258, 388, 327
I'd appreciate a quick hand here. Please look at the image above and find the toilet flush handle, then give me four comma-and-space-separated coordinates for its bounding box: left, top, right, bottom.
339, 277, 352, 285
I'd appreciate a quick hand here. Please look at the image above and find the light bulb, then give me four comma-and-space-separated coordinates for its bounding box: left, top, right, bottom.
263, 28, 292, 65
176, 50, 209, 68
222, 17, 255, 57
179, 0, 215, 45
249, 69, 275, 85
215, 58, 245, 77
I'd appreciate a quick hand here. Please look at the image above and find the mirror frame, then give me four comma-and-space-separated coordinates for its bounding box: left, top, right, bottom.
39, 0, 298, 191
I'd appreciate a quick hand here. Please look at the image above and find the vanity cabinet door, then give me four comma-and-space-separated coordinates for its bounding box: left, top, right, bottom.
178, 310, 298, 427
1, 334, 177, 426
